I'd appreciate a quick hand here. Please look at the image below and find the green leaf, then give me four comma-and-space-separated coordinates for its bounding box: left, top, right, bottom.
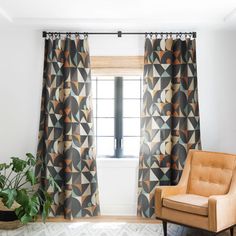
42, 203, 49, 223
11, 157, 27, 173
48, 176, 61, 192
0, 163, 10, 171
20, 214, 32, 224
0, 164, 6, 171
15, 191, 40, 224
0, 175, 6, 188
0, 189, 17, 208
15, 206, 24, 218
26, 153, 35, 159
16, 190, 40, 219
15, 189, 29, 206
26, 170, 36, 185
36, 190, 52, 223
41, 193, 52, 223
28, 195, 40, 216
26, 153, 36, 166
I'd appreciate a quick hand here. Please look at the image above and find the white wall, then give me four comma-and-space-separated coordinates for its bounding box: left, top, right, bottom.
97, 158, 138, 215
0, 29, 43, 159
89, 35, 144, 56
0, 29, 236, 215
197, 30, 236, 153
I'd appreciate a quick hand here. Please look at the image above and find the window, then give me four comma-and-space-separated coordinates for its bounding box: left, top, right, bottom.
92, 76, 142, 158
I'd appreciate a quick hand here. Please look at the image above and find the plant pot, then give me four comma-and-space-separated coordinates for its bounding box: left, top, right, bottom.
0, 199, 22, 230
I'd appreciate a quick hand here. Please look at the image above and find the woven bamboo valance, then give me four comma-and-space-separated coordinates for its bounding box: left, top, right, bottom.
90, 56, 143, 76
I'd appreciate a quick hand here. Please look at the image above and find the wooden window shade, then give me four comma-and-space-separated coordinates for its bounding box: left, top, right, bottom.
90, 56, 144, 76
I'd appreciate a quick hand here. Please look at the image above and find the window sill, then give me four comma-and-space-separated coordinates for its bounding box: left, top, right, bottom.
96, 156, 139, 168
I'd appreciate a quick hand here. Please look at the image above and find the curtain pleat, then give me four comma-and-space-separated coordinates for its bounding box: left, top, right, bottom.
138, 37, 201, 218
36, 37, 100, 219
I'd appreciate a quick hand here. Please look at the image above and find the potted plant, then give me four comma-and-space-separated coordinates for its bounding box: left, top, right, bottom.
0, 153, 60, 229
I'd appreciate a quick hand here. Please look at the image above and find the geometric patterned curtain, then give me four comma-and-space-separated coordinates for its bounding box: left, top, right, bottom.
137, 36, 201, 218
36, 36, 100, 219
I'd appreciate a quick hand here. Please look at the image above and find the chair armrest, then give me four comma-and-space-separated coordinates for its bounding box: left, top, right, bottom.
208, 194, 236, 232
156, 185, 187, 198
154, 151, 192, 218
155, 185, 187, 217
209, 167, 236, 232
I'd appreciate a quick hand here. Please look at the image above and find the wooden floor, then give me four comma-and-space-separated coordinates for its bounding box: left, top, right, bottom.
47, 215, 159, 224
46, 216, 235, 236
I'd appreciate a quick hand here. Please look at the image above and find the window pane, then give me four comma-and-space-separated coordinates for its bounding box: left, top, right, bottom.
123, 137, 140, 156
97, 137, 114, 156
97, 100, 114, 117
92, 99, 96, 117
93, 117, 97, 136
91, 80, 97, 98
123, 118, 140, 136
123, 100, 140, 117
123, 79, 141, 98
97, 80, 114, 98
97, 118, 114, 136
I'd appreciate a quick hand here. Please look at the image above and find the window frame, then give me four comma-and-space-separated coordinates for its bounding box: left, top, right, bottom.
91, 56, 143, 158
92, 76, 142, 158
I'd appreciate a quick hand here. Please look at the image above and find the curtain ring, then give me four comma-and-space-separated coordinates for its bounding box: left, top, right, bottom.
84, 33, 88, 38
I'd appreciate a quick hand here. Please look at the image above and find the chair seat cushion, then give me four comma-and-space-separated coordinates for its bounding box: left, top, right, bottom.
163, 194, 208, 216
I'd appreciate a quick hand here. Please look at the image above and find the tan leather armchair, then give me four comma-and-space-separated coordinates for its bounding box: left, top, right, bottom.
155, 150, 236, 236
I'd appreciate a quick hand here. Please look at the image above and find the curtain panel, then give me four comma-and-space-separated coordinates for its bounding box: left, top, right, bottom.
138, 36, 201, 218
36, 37, 100, 219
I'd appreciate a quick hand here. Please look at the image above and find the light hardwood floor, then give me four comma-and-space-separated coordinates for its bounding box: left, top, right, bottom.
46, 215, 159, 224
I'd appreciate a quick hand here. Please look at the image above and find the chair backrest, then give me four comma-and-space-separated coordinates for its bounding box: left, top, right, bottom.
187, 150, 236, 197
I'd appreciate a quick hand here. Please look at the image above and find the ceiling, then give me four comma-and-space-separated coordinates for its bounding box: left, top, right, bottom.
0, 0, 236, 31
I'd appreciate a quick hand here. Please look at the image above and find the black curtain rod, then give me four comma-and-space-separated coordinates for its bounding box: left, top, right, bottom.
42, 31, 197, 38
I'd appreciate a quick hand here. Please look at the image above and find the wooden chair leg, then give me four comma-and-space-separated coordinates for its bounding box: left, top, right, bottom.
162, 221, 167, 236
230, 227, 234, 236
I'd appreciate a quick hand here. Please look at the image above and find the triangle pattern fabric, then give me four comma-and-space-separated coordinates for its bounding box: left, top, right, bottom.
36, 37, 100, 220
138, 37, 201, 218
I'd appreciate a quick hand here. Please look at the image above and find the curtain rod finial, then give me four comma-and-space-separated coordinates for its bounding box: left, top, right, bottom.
42, 31, 47, 38
193, 32, 197, 38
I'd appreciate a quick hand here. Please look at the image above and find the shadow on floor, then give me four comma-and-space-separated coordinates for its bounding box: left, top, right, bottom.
167, 224, 234, 236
